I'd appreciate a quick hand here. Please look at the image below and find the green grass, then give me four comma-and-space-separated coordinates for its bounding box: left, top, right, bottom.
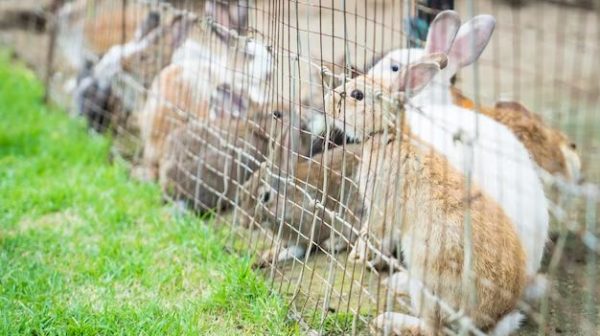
0, 51, 297, 335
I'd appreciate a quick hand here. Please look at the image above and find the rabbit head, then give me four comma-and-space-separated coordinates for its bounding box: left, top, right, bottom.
121, 13, 197, 87
310, 60, 443, 143
368, 11, 495, 105
238, 144, 363, 250
159, 106, 286, 213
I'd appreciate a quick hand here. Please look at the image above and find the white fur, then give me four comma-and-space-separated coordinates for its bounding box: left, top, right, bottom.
57, 2, 86, 70
489, 310, 525, 336
523, 273, 548, 302
174, 39, 273, 110
371, 312, 428, 334
406, 103, 549, 278
93, 37, 152, 87
171, 40, 219, 66
560, 143, 582, 183
368, 48, 455, 106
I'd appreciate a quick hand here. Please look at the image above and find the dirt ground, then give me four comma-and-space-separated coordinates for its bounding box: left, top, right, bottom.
1, 0, 599, 334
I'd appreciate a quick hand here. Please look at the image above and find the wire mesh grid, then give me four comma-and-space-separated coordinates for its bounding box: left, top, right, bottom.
0, 0, 599, 334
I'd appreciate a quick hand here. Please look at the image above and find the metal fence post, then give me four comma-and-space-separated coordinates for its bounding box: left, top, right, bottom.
43, 0, 64, 103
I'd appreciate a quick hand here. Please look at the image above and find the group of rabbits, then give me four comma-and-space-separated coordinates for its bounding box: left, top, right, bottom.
60, 0, 585, 335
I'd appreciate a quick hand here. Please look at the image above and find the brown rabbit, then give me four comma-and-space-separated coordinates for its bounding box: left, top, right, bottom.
314, 66, 529, 334
239, 143, 365, 267
451, 87, 582, 183
158, 104, 302, 213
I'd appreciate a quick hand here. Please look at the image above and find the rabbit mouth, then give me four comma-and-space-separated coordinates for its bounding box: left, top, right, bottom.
308, 127, 357, 156
331, 128, 359, 146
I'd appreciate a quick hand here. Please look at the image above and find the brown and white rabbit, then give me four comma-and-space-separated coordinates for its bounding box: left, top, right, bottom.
57, 0, 150, 70
369, 9, 582, 184
136, 38, 272, 181
314, 63, 529, 335
158, 104, 299, 213
366, 12, 550, 306
239, 142, 365, 267
451, 89, 582, 184
75, 12, 195, 133
136, 1, 272, 181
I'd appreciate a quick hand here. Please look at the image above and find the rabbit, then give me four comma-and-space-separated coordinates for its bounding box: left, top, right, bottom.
136, 37, 273, 181
367, 9, 467, 105
314, 65, 528, 335
158, 103, 306, 213
308, 54, 445, 143
370, 7, 581, 186
300, 55, 361, 155
75, 12, 195, 133
170, 0, 250, 67
365, 11, 549, 295
451, 88, 583, 184
239, 142, 365, 267
57, 0, 150, 70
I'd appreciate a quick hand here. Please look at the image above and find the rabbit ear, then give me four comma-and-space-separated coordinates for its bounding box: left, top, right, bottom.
205, 0, 249, 39
424, 10, 461, 54
392, 62, 441, 96
448, 15, 496, 69
169, 14, 197, 49
134, 11, 160, 41
229, 0, 249, 34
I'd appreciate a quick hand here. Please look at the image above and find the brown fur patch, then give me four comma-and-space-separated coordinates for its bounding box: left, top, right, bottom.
84, 5, 146, 55
451, 87, 574, 178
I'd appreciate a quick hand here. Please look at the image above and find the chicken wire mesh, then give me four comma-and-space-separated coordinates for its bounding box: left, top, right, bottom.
1, 0, 599, 334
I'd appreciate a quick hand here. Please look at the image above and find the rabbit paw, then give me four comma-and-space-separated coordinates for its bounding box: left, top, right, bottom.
131, 165, 157, 182
371, 312, 429, 336
384, 272, 411, 295
254, 245, 306, 268
322, 236, 348, 254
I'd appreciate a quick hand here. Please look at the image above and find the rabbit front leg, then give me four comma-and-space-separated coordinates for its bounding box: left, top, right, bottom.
371, 312, 432, 336
255, 244, 307, 268
321, 236, 348, 254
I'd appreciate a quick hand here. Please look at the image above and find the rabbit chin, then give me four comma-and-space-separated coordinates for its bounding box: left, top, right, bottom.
308, 114, 365, 145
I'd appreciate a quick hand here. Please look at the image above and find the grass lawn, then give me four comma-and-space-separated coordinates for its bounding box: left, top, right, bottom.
0, 51, 297, 335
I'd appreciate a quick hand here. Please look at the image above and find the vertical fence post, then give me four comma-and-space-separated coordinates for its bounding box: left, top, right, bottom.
43, 0, 64, 103
122, 0, 128, 44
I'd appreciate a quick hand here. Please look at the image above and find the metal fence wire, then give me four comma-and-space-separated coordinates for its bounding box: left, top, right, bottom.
1, 0, 599, 334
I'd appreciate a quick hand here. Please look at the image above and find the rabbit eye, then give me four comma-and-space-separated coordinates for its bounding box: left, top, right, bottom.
261, 191, 271, 203
391, 64, 399, 72
350, 89, 364, 101
570, 143, 577, 150
273, 110, 283, 119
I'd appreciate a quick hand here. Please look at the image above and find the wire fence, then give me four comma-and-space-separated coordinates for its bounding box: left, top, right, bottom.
1, 0, 599, 334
